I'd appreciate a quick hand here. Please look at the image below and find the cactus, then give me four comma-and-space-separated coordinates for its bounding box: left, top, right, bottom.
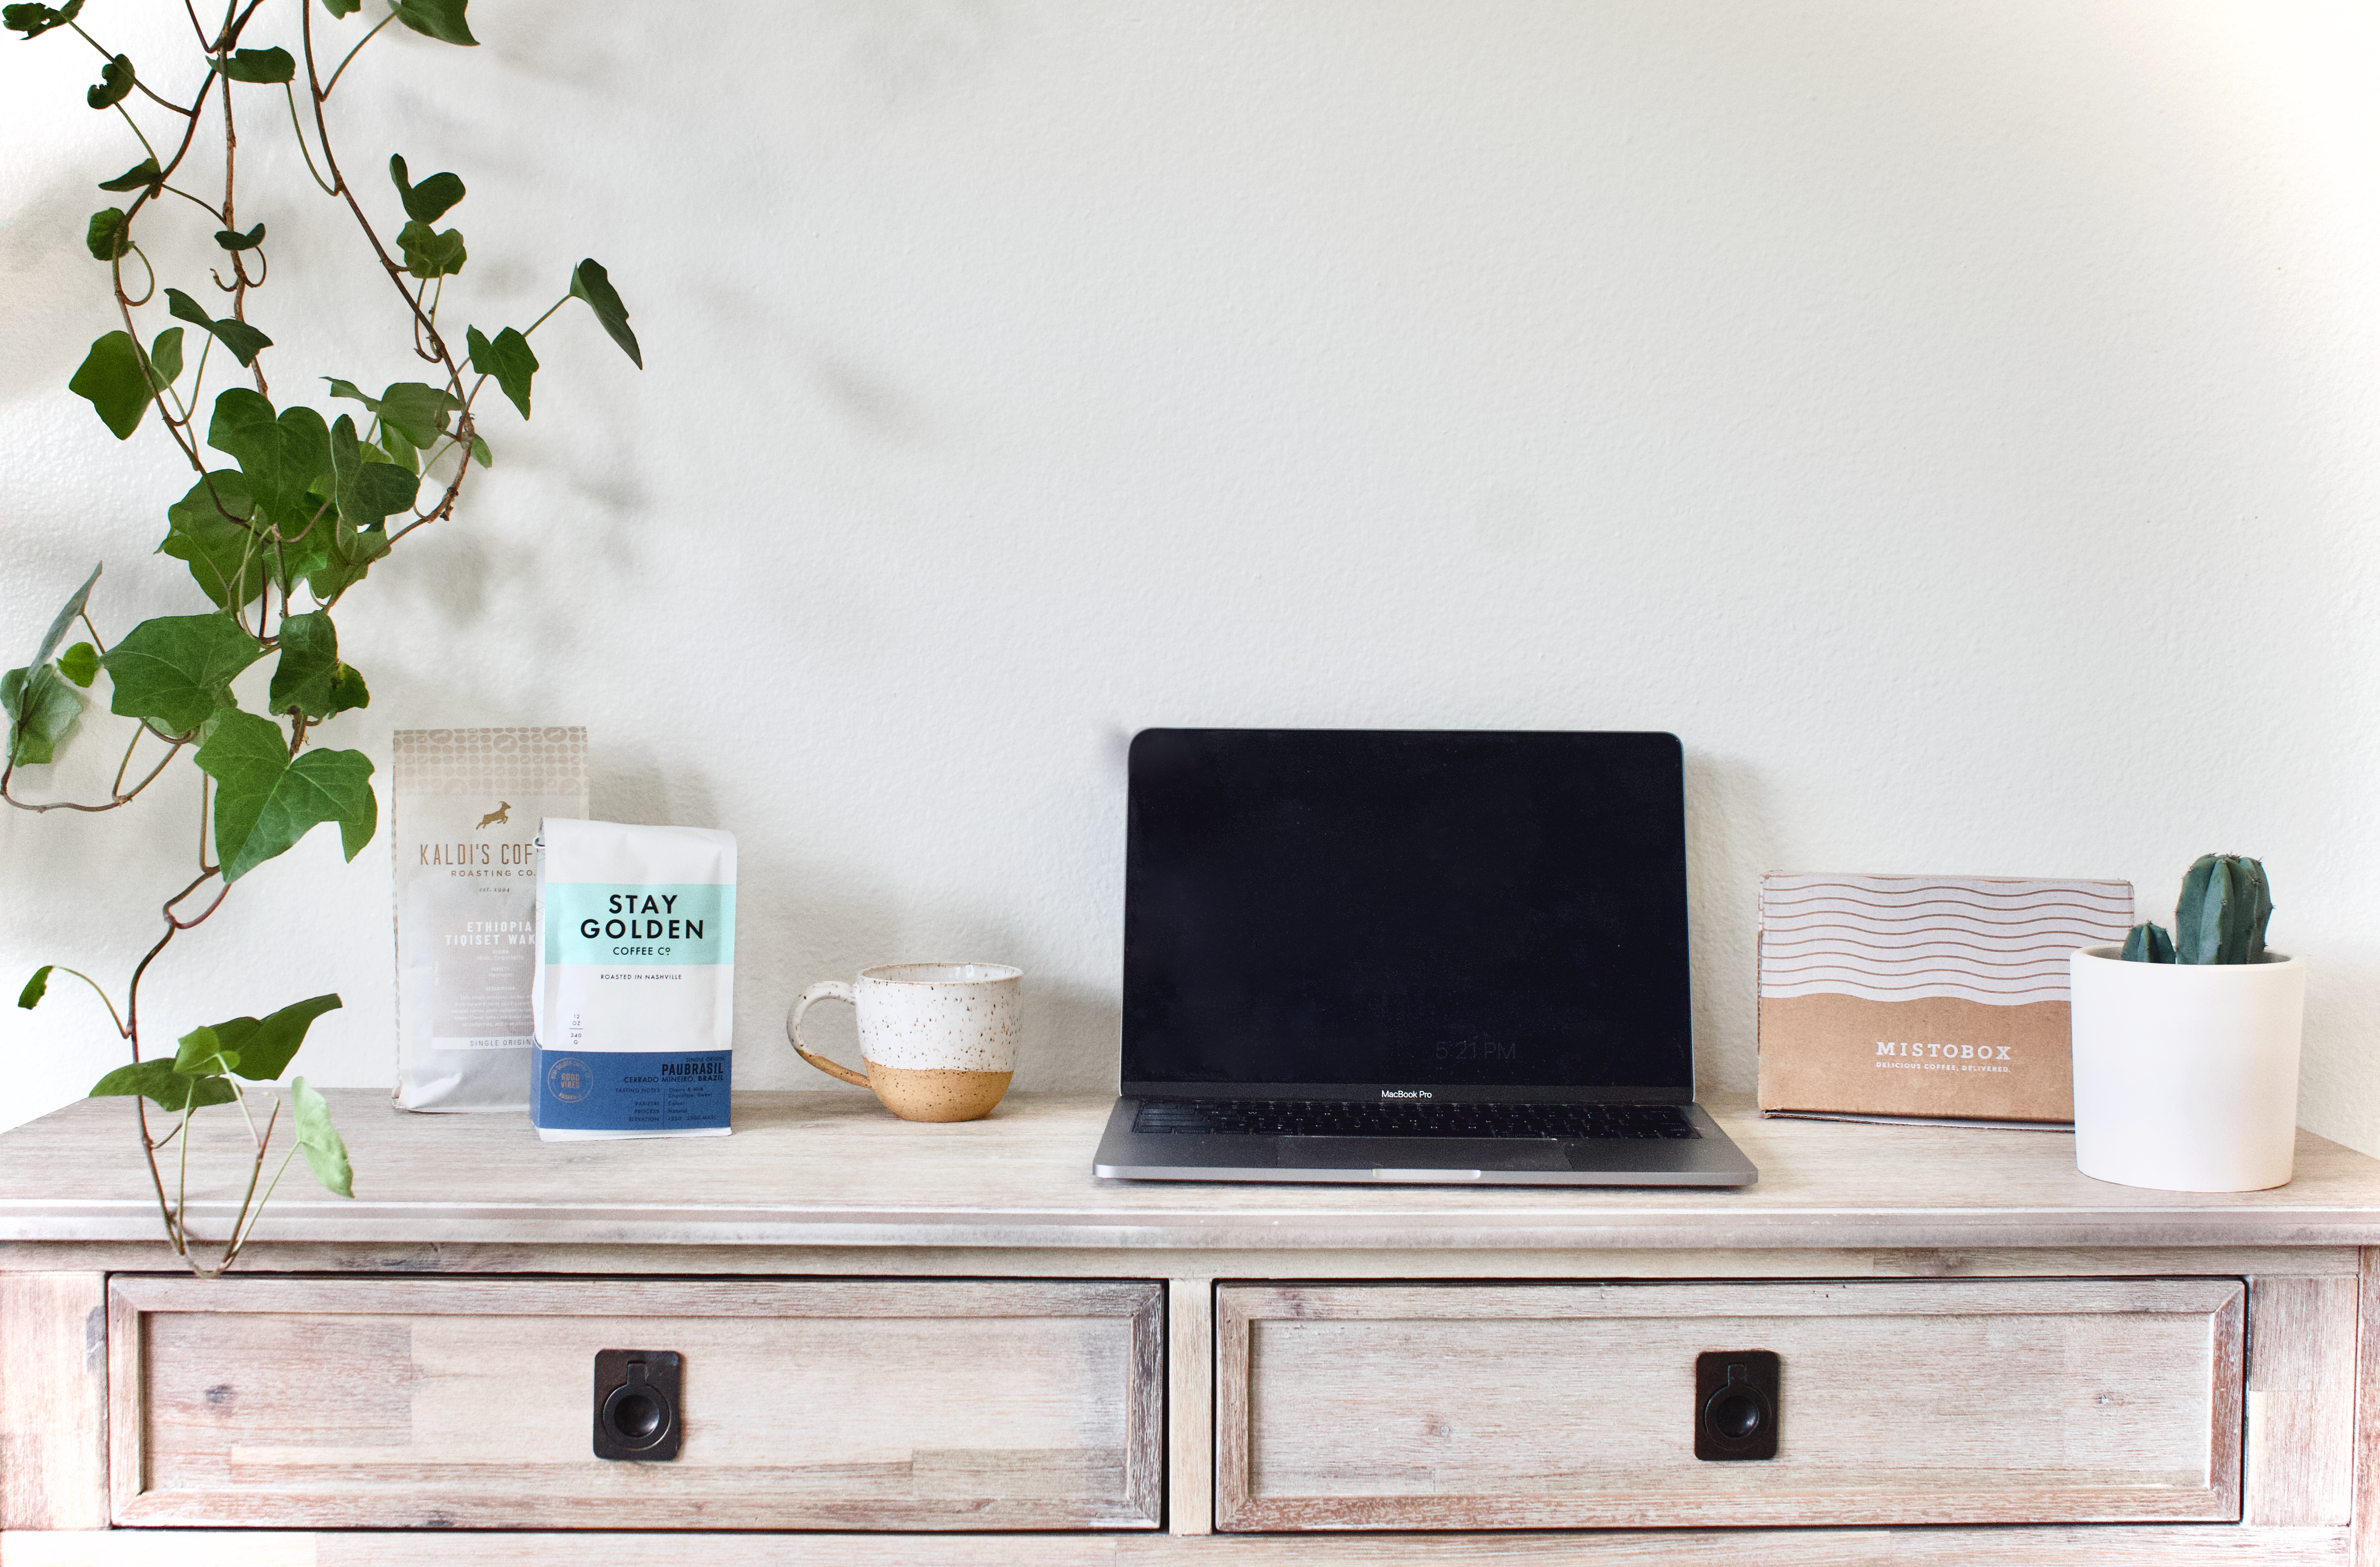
2174, 854, 2272, 965
2121, 854, 2272, 965
2121, 921, 2176, 963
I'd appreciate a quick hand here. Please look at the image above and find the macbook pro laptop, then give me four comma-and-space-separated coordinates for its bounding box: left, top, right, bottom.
1092, 729, 1757, 1186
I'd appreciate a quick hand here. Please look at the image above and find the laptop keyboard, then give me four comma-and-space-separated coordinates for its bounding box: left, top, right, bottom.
1131, 1099, 1700, 1140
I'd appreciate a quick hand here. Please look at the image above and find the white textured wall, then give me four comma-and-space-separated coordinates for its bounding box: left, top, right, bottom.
4, 3, 2377, 1152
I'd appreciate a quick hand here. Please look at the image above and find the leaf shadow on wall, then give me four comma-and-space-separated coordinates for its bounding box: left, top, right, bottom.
596, 749, 724, 838
0, 175, 134, 403
823, 0, 1008, 107
1014, 973, 1122, 1096
1683, 751, 1779, 1100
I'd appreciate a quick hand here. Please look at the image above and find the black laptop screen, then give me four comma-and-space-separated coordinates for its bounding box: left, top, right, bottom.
1122, 729, 1693, 1092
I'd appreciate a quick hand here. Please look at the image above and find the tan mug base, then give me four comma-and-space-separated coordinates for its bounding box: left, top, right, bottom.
863, 1063, 1015, 1122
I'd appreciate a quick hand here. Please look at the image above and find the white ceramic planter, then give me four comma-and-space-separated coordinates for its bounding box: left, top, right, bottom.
2068, 946, 2306, 1192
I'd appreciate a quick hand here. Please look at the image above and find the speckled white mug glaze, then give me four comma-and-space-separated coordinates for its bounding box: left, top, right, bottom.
787, 963, 1022, 1121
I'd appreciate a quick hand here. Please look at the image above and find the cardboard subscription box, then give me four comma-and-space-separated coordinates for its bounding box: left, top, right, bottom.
1757, 873, 2135, 1128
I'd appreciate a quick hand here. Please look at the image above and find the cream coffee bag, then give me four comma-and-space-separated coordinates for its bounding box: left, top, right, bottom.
392, 727, 587, 1111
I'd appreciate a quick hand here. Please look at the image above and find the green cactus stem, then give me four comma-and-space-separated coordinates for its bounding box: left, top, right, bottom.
2173, 854, 2273, 966
2120, 921, 2176, 963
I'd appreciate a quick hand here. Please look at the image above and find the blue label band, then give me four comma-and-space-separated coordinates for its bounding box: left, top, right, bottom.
542, 884, 735, 967
533, 1047, 731, 1131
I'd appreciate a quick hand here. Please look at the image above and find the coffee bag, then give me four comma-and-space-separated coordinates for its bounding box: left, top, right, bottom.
532, 818, 736, 1140
392, 727, 587, 1111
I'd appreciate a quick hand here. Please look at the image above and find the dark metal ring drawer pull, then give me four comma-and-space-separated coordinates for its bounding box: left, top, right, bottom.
1694, 1349, 1779, 1460
594, 1349, 683, 1461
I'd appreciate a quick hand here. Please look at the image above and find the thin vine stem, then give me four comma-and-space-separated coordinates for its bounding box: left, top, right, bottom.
322, 9, 393, 97
135, 1099, 185, 1252
69, 21, 198, 116
161, 182, 227, 220
224, 1097, 283, 1258
119, 242, 157, 307
16, 0, 629, 1278
299, 0, 478, 539
3, 734, 185, 814
41, 968, 129, 1038
281, 81, 337, 194
112, 101, 160, 167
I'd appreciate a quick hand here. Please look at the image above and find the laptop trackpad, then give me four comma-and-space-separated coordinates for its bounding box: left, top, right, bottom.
1276, 1137, 1565, 1171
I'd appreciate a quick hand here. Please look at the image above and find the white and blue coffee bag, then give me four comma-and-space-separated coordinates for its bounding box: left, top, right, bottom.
532, 818, 736, 1140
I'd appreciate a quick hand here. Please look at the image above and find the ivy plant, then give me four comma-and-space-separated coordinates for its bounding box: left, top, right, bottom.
6, 0, 641, 1277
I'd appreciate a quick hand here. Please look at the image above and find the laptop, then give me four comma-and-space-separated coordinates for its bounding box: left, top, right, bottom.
1092, 729, 1757, 1187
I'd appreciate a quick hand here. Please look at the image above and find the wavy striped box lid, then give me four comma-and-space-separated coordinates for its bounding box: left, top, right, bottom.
1757, 873, 2134, 1126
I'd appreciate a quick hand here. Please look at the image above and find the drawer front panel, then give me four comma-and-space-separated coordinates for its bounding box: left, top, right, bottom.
111, 1277, 1162, 1530
1217, 1279, 2243, 1531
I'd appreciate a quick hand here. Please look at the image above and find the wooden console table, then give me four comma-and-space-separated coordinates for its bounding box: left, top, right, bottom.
3, 1089, 2377, 1563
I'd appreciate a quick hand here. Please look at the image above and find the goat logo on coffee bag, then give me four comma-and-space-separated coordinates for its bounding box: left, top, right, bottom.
1756, 874, 2133, 1126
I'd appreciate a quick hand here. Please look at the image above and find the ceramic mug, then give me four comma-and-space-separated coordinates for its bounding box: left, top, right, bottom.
786, 962, 1022, 1122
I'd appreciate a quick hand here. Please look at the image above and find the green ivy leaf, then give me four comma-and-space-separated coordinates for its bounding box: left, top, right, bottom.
391, 0, 474, 46
321, 0, 359, 15
347, 464, 418, 519
387, 154, 464, 224
268, 611, 366, 720
395, 219, 465, 279
353, 421, 413, 470
146, 327, 183, 390
470, 434, 491, 468
1, 664, 84, 765
218, 46, 294, 83
569, 259, 641, 369
68, 331, 146, 438
329, 413, 419, 523
290, 1076, 353, 1196
327, 663, 370, 712
378, 383, 460, 448
200, 994, 341, 1082
90, 1059, 238, 1112
292, 517, 391, 613
266, 610, 335, 717
304, 422, 408, 601
172, 1024, 240, 1077
85, 207, 129, 261
207, 388, 332, 524
195, 708, 376, 881
166, 287, 272, 367
213, 222, 266, 252
162, 471, 266, 611
301, 540, 385, 604
100, 612, 263, 734
98, 156, 161, 194
17, 966, 52, 1009
4, 1, 84, 40
30, 561, 100, 671
327, 378, 459, 450
465, 325, 537, 419
86, 53, 133, 110
56, 642, 98, 688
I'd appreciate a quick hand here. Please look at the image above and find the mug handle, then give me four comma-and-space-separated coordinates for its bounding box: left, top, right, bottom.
787, 982, 871, 1089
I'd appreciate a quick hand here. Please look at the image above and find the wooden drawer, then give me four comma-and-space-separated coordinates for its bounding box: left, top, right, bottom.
108, 1276, 1162, 1530
1216, 1278, 2245, 1531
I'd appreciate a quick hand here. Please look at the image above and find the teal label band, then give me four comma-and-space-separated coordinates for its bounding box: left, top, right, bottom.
542, 883, 735, 966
